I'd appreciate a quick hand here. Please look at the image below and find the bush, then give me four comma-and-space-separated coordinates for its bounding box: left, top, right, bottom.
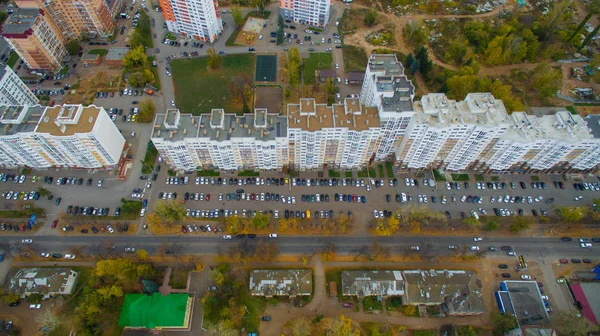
400, 305, 417, 316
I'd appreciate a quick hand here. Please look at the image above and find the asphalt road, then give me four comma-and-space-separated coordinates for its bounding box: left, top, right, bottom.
2, 235, 598, 259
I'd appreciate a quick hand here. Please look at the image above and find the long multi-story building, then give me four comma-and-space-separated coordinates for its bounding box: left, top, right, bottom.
279, 0, 332, 27
151, 98, 380, 172
360, 54, 415, 161
0, 65, 39, 106
158, 0, 222, 43
0, 104, 126, 169
15, 0, 120, 40
1, 8, 67, 71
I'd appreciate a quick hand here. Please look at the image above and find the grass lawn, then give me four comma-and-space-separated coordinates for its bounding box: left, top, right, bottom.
141, 141, 157, 174
196, 170, 220, 176
168, 267, 192, 289
146, 56, 161, 90
357, 167, 376, 178
531, 176, 540, 181
342, 45, 368, 72
433, 169, 446, 181
0, 207, 45, 219
474, 174, 484, 181
362, 296, 383, 311
238, 170, 260, 177
303, 53, 333, 84
325, 268, 343, 299
451, 174, 470, 182
6, 52, 19, 68
345, 171, 353, 178
377, 164, 384, 177
171, 54, 255, 114
385, 162, 394, 178
490, 176, 500, 181
239, 290, 266, 332
89, 48, 108, 56
328, 170, 340, 177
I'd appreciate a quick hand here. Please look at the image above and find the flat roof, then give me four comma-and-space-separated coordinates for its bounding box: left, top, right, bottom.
82, 53, 100, 60
249, 269, 312, 296
0, 105, 45, 135
570, 282, 600, 325
106, 48, 129, 61
1, 8, 40, 35
341, 270, 404, 296
288, 99, 379, 132
413, 93, 510, 127
118, 293, 191, 329
585, 114, 600, 138
35, 105, 100, 136
500, 281, 550, 326
503, 111, 594, 142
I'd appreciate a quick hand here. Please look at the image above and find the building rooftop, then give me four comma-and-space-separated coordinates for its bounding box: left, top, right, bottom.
288, 98, 379, 132
106, 47, 129, 61
584, 114, 600, 139
249, 269, 312, 297
366, 54, 404, 75
0, 105, 45, 135
499, 281, 550, 327
379, 75, 415, 113
8, 268, 78, 297
81, 53, 100, 61
118, 293, 191, 329
341, 270, 404, 296
503, 111, 594, 143
570, 282, 600, 325
1, 8, 40, 36
152, 109, 288, 142
35, 105, 101, 136
413, 93, 510, 127
403, 270, 485, 315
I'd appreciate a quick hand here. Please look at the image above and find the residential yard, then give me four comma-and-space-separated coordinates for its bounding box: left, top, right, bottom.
141, 142, 158, 174
342, 45, 368, 72
6, 52, 19, 68
171, 54, 256, 114
168, 267, 193, 289
303, 53, 333, 84
88, 48, 108, 56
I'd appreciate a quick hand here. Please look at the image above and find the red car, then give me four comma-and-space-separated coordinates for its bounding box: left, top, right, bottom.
559, 259, 568, 264
181, 225, 187, 233
51, 219, 58, 228
343, 303, 353, 308
205, 194, 210, 201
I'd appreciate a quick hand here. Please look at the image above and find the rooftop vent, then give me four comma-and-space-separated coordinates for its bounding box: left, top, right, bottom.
88, 116, 94, 123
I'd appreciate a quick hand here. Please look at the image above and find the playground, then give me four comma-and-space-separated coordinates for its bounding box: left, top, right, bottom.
234, 17, 267, 46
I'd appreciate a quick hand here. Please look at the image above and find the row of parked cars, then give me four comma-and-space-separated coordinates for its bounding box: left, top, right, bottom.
55, 177, 102, 186
66, 205, 120, 216
3, 190, 40, 201
1, 223, 29, 232
574, 182, 600, 191
0, 173, 26, 183
31, 89, 64, 96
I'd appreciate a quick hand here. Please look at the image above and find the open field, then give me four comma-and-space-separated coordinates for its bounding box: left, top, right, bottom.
342, 45, 369, 72
255, 86, 283, 113
171, 54, 256, 114
303, 53, 333, 84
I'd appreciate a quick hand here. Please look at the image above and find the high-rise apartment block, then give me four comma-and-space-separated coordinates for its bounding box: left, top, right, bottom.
151, 98, 380, 172
0, 65, 39, 106
1, 8, 67, 71
0, 104, 126, 169
15, 0, 121, 40
279, 0, 332, 27
159, 0, 222, 43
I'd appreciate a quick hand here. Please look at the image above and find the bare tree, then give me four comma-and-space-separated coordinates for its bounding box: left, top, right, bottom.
67, 245, 87, 257
0, 242, 15, 258
36, 309, 62, 334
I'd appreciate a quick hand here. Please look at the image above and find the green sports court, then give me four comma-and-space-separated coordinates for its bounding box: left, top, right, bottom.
255, 55, 277, 82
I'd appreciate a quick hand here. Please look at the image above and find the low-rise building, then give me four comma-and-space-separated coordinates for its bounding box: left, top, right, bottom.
495, 281, 550, 327
0, 64, 39, 106
569, 282, 600, 325
106, 47, 128, 67
81, 53, 101, 66
8, 268, 78, 299
403, 270, 485, 316
341, 270, 404, 297
249, 269, 312, 297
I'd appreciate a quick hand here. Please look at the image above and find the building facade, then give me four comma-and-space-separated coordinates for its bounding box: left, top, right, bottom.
15, 0, 119, 39
1, 8, 67, 71
158, 0, 222, 43
0, 104, 126, 169
279, 0, 332, 27
0, 65, 39, 106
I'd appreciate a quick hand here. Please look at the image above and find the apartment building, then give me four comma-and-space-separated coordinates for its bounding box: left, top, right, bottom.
159, 0, 222, 43
359, 54, 415, 160
287, 98, 380, 170
15, 0, 119, 40
0, 104, 126, 169
0, 65, 39, 106
396, 93, 511, 171
1, 8, 67, 71
279, 0, 332, 27
151, 108, 288, 172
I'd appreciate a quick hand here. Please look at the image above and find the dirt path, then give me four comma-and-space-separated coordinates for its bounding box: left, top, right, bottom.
306, 256, 326, 311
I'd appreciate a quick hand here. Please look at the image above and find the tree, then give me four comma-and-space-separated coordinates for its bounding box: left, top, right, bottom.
364, 9, 378, 27
251, 212, 270, 229
510, 216, 531, 233
444, 38, 468, 65
405, 53, 414, 68
37, 187, 51, 197
128, 72, 144, 87
579, 25, 600, 50
555, 205, 588, 222
130, 29, 143, 48
400, 305, 416, 316
374, 217, 399, 236
206, 48, 219, 69
27, 293, 44, 303
254, 239, 279, 262
287, 48, 301, 86
415, 46, 432, 75
463, 217, 480, 228
3, 293, 20, 305
206, 320, 238, 336
276, 17, 284, 45
123, 46, 147, 68
138, 98, 156, 123
66, 40, 81, 55
135, 249, 148, 261
492, 312, 518, 335
483, 220, 499, 231
143, 69, 155, 83
153, 200, 186, 224
291, 317, 312, 336
0, 11, 8, 26
323, 315, 360, 336
403, 21, 428, 46
96, 285, 124, 301
553, 311, 596, 336
232, 7, 244, 27
36, 310, 62, 332
531, 63, 562, 101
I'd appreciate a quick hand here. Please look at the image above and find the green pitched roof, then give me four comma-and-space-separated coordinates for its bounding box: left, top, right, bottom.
118, 293, 190, 329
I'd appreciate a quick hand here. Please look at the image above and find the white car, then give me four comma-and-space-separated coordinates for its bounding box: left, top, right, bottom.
223, 235, 232, 240
40, 253, 50, 258
140, 208, 146, 217
64, 254, 76, 259
520, 275, 532, 280
269, 233, 278, 238
473, 237, 483, 242
470, 246, 480, 251
107, 225, 115, 233
410, 246, 420, 251
171, 100, 175, 107
97, 178, 103, 187
21, 239, 33, 244
580, 243, 593, 248
125, 247, 136, 252
29, 304, 41, 309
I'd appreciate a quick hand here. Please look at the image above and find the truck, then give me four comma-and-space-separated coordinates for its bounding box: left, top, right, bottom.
144, 88, 154, 95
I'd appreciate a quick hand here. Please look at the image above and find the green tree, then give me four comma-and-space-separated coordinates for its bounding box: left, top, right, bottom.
276, 16, 284, 45
579, 25, 600, 50
206, 48, 219, 69
66, 40, 81, 55
531, 63, 562, 101
3, 293, 20, 305
153, 200, 186, 224
364, 9, 378, 27
26, 293, 44, 303
123, 46, 147, 68
251, 212, 270, 229
416, 46, 432, 75
138, 98, 156, 123
457, 326, 477, 336
553, 311, 597, 336
37, 187, 51, 197
0, 11, 8, 26
509, 216, 532, 233
444, 38, 468, 65
405, 53, 414, 68
555, 205, 588, 222
232, 7, 244, 27
463, 217, 479, 228
403, 20, 428, 46
128, 72, 145, 87
463, 20, 491, 53
484, 220, 499, 231
492, 312, 518, 335
143, 69, 155, 83
130, 29, 143, 48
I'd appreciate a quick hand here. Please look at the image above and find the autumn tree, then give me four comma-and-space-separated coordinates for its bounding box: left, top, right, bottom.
251, 212, 270, 229
323, 315, 360, 336
36, 309, 62, 333
231, 7, 244, 27
291, 317, 313, 336
552, 311, 597, 336
318, 242, 337, 261
206, 320, 238, 336
510, 216, 532, 233
153, 200, 186, 224
206, 48, 220, 69
531, 63, 562, 101
287, 47, 301, 86
3, 293, 20, 305
123, 46, 147, 68
254, 239, 279, 262
374, 217, 399, 236
444, 38, 468, 65
364, 9, 378, 27
224, 215, 242, 234
138, 98, 156, 123
135, 249, 148, 261
555, 206, 588, 222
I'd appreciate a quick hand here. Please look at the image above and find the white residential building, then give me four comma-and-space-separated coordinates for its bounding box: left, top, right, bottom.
0, 104, 125, 169
359, 54, 415, 160
158, 0, 223, 43
279, 0, 332, 27
0, 65, 39, 106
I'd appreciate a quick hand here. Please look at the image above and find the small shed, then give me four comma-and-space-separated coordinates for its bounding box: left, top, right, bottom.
106, 48, 129, 67
81, 53, 101, 66
318, 69, 336, 83
348, 71, 365, 85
